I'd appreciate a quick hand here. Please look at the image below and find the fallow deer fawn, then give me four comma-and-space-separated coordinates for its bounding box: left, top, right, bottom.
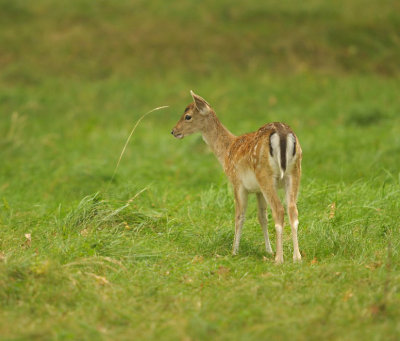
171, 91, 302, 263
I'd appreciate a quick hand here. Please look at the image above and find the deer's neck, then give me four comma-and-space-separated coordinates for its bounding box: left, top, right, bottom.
201, 113, 235, 165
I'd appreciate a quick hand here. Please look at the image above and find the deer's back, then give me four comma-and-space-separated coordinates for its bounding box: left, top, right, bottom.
224, 122, 301, 189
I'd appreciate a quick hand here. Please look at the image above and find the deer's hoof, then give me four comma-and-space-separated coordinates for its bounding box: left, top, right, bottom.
293, 253, 302, 262
266, 247, 274, 255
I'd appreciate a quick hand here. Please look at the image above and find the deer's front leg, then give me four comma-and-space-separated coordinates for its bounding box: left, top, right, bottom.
232, 185, 248, 255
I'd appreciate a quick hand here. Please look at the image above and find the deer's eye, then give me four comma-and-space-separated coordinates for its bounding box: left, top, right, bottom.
185, 115, 192, 121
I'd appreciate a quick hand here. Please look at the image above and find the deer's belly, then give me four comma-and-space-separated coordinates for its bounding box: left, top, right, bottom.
240, 170, 260, 192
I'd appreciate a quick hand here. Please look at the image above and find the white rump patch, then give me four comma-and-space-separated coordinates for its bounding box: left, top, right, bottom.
285, 133, 296, 170
269, 133, 283, 179
270, 133, 280, 152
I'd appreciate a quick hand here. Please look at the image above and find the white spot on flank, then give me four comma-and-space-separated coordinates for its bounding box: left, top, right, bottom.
253, 143, 258, 156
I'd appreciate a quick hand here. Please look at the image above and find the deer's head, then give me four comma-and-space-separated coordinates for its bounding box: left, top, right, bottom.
171, 91, 212, 139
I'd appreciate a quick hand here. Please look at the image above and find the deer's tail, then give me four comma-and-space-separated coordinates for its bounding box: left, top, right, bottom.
269, 132, 297, 180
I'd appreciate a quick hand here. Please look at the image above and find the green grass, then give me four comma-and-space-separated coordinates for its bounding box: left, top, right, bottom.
1, 1, 400, 340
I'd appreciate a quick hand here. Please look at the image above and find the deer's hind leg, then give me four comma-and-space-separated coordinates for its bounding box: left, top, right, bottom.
256, 172, 285, 263
285, 161, 301, 262
256, 193, 273, 254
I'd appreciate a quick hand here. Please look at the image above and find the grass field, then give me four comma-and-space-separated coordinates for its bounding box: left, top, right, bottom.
1, 1, 400, 340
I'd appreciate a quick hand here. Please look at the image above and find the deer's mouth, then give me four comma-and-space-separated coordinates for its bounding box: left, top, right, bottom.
173, 133, 184, 139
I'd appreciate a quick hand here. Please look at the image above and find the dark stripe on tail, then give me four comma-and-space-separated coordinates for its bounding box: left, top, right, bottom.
293, 139, 296, 156
280, 134, 287, 171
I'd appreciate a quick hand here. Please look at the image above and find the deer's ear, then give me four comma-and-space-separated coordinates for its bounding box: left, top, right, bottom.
190, 90, 210, 115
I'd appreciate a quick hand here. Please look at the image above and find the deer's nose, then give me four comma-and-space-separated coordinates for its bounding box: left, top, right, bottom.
171, 130, 174, 135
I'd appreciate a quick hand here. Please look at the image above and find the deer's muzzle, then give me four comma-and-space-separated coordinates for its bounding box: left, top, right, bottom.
171, 129, 183, 139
